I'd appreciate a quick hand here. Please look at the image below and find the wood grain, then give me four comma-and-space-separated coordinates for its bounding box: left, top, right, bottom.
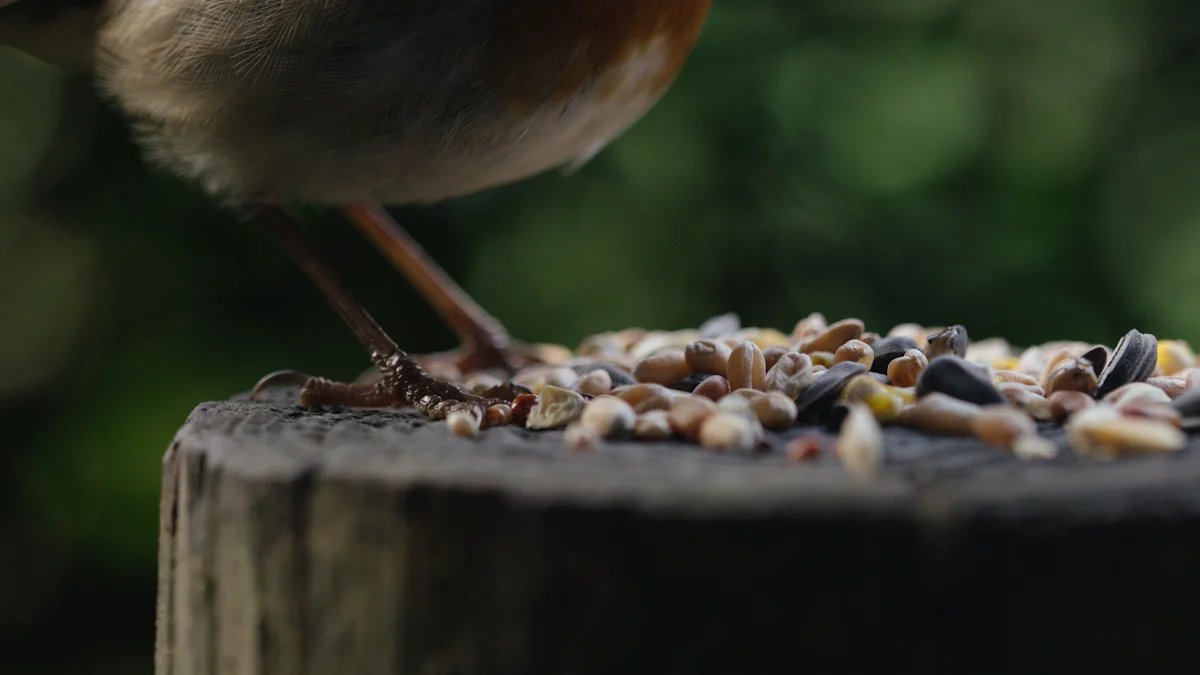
156, 398, 1200, 674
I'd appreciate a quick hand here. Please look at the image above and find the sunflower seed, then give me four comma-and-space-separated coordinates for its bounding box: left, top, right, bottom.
1174, 387, 1200, 418
923, 325, 970, 360
572, 362, 637, 387
669, 371, 716, 393
870, 336, 921, 374
916, 355, 1004, 406
1094, 329, 1158, 399
1043, 356, 1098, 396
1081, 346, 1109, 376
795, 361, 869, 423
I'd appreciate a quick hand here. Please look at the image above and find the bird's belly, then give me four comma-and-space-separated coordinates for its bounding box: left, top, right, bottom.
99, 1, 706, 205
321, 79, 663, 205
240, 34, 683, 205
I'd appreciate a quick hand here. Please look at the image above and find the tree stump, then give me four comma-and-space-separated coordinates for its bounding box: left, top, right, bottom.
157, 399, 1200, 675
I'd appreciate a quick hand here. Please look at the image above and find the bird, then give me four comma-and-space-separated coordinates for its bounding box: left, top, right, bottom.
0, 0, 712, 422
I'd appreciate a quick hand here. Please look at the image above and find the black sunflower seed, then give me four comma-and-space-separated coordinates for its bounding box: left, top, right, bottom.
923, 325, 970, 360
1173, 387, 1200, 418
795, 361, 867, 423
1094, 329, 1158, 400
915, 355, 1004, 406
572, 363, 637, 387
869, 336, 920, 374
1081, 345, 1109, 376
670, 372, 716, 393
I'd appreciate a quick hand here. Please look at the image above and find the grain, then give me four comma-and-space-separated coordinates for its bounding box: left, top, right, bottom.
836, 402, 883, 481
886, 349, 928, 388
728, 342, 767, 391
669, 396, 718, 438
834, 339, 875, 369
634, 411, 673, 441
632, 349, 692, 385
749, 391, 799, 430
693, 375, 732, 402
576, 368, 613, 397
801, 318, 865, 354
698, 413, 761, 452
685, 340, 732, 377
580, 396, 637, 437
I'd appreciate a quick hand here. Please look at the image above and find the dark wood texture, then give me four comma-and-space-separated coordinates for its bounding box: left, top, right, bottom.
157, 399, 1200, 675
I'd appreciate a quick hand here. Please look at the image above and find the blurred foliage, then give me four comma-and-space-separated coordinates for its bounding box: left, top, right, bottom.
3, 1, 1200, 672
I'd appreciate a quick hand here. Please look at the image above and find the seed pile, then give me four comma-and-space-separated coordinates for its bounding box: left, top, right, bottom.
426, 313, 1200, 476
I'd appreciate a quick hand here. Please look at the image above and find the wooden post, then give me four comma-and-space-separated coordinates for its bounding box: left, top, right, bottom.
157, 400, 1200, 675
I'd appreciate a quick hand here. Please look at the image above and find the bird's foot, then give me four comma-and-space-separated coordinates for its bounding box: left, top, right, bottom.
250, 348, 518, 424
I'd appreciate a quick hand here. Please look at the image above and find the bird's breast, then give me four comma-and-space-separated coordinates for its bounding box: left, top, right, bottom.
492, 0, 713, 112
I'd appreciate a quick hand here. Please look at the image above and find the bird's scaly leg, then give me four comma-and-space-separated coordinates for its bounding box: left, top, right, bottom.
247, 205, 508, 420
341, 204, 531, 374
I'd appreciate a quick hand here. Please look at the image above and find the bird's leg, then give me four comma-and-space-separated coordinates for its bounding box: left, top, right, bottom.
248, 205, 505, 419
341, 204, 530, 375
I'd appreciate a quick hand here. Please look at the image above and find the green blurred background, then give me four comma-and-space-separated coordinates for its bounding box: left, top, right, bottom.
3, 0, 1200, 672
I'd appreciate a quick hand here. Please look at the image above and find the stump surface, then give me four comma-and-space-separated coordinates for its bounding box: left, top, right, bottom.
158, 399, 1200, 675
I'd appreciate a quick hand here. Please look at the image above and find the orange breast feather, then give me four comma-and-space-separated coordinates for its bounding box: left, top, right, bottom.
492, 0, 712, 109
